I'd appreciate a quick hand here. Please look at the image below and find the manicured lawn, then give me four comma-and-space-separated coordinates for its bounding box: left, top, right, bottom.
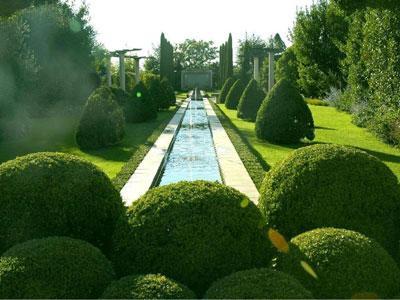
218, 104, 400, 179
0, 108, 177, 179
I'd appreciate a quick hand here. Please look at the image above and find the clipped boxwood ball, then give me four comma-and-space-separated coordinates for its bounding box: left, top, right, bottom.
225, 79, 246, 109
274, 228, 400, 299
112, 181, 271, 296
0, 237, 115, 299
0, 152, 124, 254
255, 79, 314, 144
237, 79, 266, 121
204, 268, 313, 299
218, 77, 235, 104
259, 144, 400, 256
76, 86, 125, 150
101, 274, 196, 299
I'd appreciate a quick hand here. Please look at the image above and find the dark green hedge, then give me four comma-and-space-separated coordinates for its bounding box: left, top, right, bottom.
255, 79, 315, 144
125, 81, 157, 123
259, 144, 400, 257
218, 77, 235, 104
111, 181, 271, 296
76, 86, 125, 150
225, 79, 245, 109
211, 102, 269, 189
0, 237, 115, 299
237, 79, 265, 121
274, 228, 400, 299
204, 268, 313, 299
101, 274, 196, 299
0, 152, 125, 254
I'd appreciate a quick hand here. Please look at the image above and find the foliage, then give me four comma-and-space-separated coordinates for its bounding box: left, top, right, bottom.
160, 33, 174, 83
101, 274, 196, 299
0, 152, 124, 253
237, 34, 267, 83
274, 228, 400, 299
144, 44, 160, 75
0, 0, 59, 17
110, 87, 131, 117
211, 102, 270, 189
218, 77, 235, 104
205, 268, 313, 299
142, 73, 169, 110
175, 39, 218, 70
219, 34, 233, 87
237, 79, 265, 121
332, 0, 400, 12
305, 98, 329, 106
275, 47, 299, 88
125, 81, 157, 123
0, 237, 115, 299
76, 86, 125, 150
259, 144, 400, 256
161, 78, 176, 106
111, 181, 271, 296
255, 79, 315, 144
292, 0, 349, 97
225, 79, 246, 110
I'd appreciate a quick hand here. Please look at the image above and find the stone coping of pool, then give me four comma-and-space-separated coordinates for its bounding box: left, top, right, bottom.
120, 99, 190, 206
204, 99, 260, 204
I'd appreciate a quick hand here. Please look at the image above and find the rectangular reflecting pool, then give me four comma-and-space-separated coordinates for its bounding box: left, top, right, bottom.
157, 100, 222, 186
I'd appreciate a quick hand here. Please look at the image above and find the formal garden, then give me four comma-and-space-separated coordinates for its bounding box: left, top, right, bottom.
0, 0, 400, 299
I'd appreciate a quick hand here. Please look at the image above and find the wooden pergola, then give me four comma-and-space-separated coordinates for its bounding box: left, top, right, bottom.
249, 47, 281, 92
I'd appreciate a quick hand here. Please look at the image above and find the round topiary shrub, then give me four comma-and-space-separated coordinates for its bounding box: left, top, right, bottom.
255, 79, 315, 144
204, 268, 313, 299
237, 79, 266, 121
258, 144, 400, 256
218, 77, 235, 104
111, 181, 271, 296
0, 152, 124, 254
125, 81, 157, 123
101, 274, 196, 299
274, 228, 400, 299
161, 78, 176, 106
76, 86, 125, 150
0, 237, 115, 299
225, 79, 246, 109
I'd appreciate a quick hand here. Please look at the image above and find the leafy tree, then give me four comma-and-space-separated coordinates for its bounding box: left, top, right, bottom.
0, 0, 58, 17
144, 44, 160, 75
237, 34, 267, 83
275, 47, 299, 88
175, 39, 218, 70
332, 0, 400, 12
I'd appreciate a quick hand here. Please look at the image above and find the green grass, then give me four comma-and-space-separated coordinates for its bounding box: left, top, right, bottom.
0, 108, 177, 180
218, 104, 400, 179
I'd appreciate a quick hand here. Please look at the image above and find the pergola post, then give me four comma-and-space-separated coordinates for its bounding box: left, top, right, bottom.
268, 51, 275, 92
119, 52, 126, 91
253, 56, 260, 82
106, 56, 112, 87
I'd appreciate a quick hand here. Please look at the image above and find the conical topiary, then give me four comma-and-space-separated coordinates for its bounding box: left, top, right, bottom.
145, 75, 169, 110
225, 79, 245, 110
76, 86, 125, 150
237, 79, 266, 121
125, 81, 157, 123
218, 77, 235, 104
161, 78, 176, 106
255, 79, 315, 144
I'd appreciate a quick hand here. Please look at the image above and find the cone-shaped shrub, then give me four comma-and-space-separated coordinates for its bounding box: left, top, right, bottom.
205, 268, 313, 299
225, 79, 245, 109
125, 82, 157, 123
237, 79, 266, 121
101, 274, 196, 299
258, 144, 400, 257
161, 78, 176, 106
0, 237, 115, 299
76, 86, 125, 150
274, 228, 400, 299
255, 79, 315, 144
111, 181, 271, 296
0, 152, 125, 254
145, 75, 169, 110
218, 77, 235, 103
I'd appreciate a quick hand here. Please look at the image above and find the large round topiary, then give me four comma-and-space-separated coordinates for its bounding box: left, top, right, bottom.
0, 152, 124, 254
255, 79, 315, 144
101, 274, 196, 299
125, 81, 157, 123
111, 181, 271, 296
204, 268, 313, 299
218, 77, 235, 104
161, 78, 176, 106
76, 86, 125, 150
225, 79, 246, 109
237, 79, 266, 121
274, 228, 400, 299
259, 144, 400, 256
0, 237, 115, 299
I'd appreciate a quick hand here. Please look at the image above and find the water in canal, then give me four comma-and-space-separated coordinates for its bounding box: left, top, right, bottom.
158, 100, 222, 186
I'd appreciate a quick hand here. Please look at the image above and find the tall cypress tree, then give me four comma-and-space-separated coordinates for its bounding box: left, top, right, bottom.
160, 33, 174, 84
226, 33, 233, 79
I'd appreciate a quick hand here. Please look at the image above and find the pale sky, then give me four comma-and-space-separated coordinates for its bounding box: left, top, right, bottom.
74, 0, 314, 59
